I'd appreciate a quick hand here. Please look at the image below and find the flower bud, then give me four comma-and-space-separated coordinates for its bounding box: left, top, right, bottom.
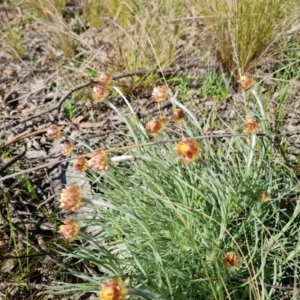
47, 125, 61, 140
99, 277, 128, 300
60, 140, 74, 156
172, 108, 186, 124
152, 85, 170, 104
98, 72, 112, 87
146, 119, 165, 137
224, 252, 240, 271
243, 117, 261, 134
238, 75, 254, 91
258, 191, 270, 202
73, 157, 88, 173
176, 138, 201, 164
92, 85, 109, 103
59, 186, 82, 212
58, 220, 80, 242
88, 150, 108, 173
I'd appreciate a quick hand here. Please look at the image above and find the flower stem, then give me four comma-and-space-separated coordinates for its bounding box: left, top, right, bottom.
128, 288, 165, 300
247, 134, 257, 175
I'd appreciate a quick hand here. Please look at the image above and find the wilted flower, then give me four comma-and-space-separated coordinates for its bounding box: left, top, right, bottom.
88, 150, 108, 172
92, 85, 109, 103
60, 140, 74, 156
176, 138, 201, 164
98, 72, 112, 87
224, 252, 240, 271
238, 75, 254, 91
47, 125, 61, 140
258, 191, 270, 202
146, 119, 165, 137
59, 186, 82, 212
152, 85, 170, 104
243, 117, 261, 134
172, 108, 186, 124
58, 220, 80, 242
73, 157, 88, 173
99, 277, 128, 300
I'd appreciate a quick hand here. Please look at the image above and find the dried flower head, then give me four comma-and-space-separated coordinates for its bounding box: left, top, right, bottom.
73, 157, 88, 173
88, 150, 108, 173
60, 140, 74, 156
92, 85, 109, 103
243, 117, 261, 134
98, 72, 112, 87
59, 186, 82, 212
238, 75, 254, 91
176, 138, 201, 164
99, 277, 128, 300
146, 119, 165, 137
58, 220, 80, 242
172, 108, 186, 124
152, 85, 170, 104
224, 252, 240, 271
258, 191, 270, 202
47, 125, 61, 140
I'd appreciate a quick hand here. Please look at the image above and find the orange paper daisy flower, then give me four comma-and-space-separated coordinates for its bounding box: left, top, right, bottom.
59, 186, 82, 212
99, 277, 128, 300
176, 138, 201, 164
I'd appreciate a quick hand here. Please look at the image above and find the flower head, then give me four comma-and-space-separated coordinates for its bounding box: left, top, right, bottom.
172, 108, 186, 124
99, 277, 128, 300
92, 85, 109, 103
73, 157, 88, 173
224, 251, 240, 271
176, 138, 201, 164
89, 150, 108, 173
98, 72, 112, 87
60, 140, 74, 156
146, 119, 165, 137
152, 85, 170, 104
59, 186, 82, 212
243, 117, 261, 134
47, 125, 61, 140
238, 75, 254, 91
58, 220, 80, 242
258, 191, 270, 202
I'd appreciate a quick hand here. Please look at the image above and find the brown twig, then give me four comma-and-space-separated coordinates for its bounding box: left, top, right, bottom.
7, 62, 200, 125
0, 133, 250, 182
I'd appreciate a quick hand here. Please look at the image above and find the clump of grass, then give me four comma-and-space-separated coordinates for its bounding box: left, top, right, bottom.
22, 0, 76, 57
47, 82, 300, 299
4, 26, 25, 58
201, 0, 300, 79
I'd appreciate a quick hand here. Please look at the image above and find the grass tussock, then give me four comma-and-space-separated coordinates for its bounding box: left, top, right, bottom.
201, 0, 300, 78
47, 82, 300, 300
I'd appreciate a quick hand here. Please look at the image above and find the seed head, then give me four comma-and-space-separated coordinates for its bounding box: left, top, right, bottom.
47, 125, 61, 140
88, 150, 108, 173
98, 72, 112, 87
224, 252, 240, 271
92, 85, 109, 103
99, 277, 128, 300
258, 191, 270, 202
152, 85, 170, 104
60, 140, 74, 156
238, 75, 254, 91
146, 119, 165, 137
243, 117, 261, 134
172, 108, 186, 124
176, 138, 201, 164
59, 186, 82, 212
58, 220, 80, 242
73, 157, 88, 173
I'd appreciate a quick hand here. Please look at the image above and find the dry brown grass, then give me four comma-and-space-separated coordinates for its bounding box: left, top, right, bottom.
200, 0, 300, 79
